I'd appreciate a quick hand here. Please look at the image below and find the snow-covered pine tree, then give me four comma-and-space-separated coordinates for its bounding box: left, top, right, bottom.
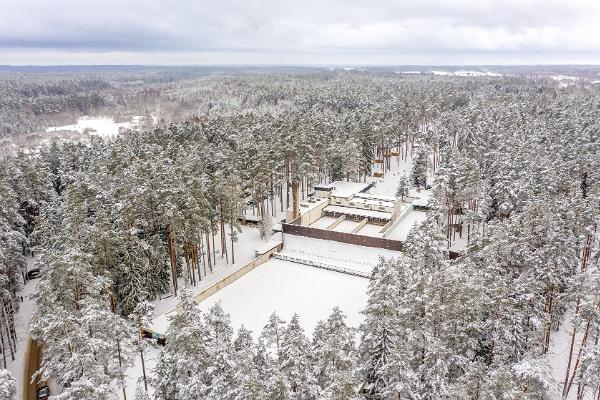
203, 302, 236, 400
313, 307, 359, 400
410, 146, 429, 188
279, 313, 319, 399
358, 258, 402, 399
395, 174, 410, 201
31, 246, 135, 400
130, 301, 155, 393
230, 326, 266, 399
0, 369, 16, 400
152, 289, 210, 399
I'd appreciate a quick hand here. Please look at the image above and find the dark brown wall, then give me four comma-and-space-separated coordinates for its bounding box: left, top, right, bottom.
283, 223, 462, 259
282, 223, 404, 251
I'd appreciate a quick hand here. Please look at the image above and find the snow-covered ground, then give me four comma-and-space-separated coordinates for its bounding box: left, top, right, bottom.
124, 255, 371, 399
153, 225, 277, 316
331, 219, 360, 233
546, 311, 593, 400
46, 115, 152, 138
196, 258, 369, 335
309, 216, 337, 229
356, 223, 384, 237
6, 255, 39, 400
280, 234, 402, 274
367, 155, 413, 197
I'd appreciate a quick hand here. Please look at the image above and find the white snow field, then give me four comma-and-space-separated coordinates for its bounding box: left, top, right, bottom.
280, 234, 402, 274
198, 258, 369, 335
46, 115, 150, 138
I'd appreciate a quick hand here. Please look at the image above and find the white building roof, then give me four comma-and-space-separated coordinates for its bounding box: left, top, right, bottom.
254, 240, 283, 255
353, 192, 398, 203
298, 197, 328, 214
324, 205, 392, 220
328, 181, 371, 198
350, 197, 396, 208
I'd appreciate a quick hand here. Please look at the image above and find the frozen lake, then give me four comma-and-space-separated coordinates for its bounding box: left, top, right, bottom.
46, 115, 152, 138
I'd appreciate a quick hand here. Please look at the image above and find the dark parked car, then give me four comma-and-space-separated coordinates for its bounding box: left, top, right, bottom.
37, 385, 50, 400
27, 269, 41, 280
140, 327, 167, 346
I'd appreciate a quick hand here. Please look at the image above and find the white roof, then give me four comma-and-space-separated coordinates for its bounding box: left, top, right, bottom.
328, 181, 371, 198
297, 197, 328, 215
254, 240, 283, 255
350, 197, 396, 208
354, 192, 397, 203
324, 205, 392, 220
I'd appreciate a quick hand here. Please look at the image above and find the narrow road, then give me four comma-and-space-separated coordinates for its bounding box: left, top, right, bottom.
23, 338, 45, 400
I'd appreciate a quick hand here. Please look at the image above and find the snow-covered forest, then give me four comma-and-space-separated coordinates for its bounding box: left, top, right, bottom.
1, 69, 600, 399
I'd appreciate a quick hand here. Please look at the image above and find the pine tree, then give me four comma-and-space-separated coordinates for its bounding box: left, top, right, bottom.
152, 289, 210, 400
410, 147, 429, 188
0, 369, 16, 400
358, 259, 402, 399
313, 307, 359, 399
203, 302, 236, 400
395, 174, 410, 201
231, 326, 266, 399
130, 301, 155, 393
279, 313, 319, 399
31, 246, 134, 400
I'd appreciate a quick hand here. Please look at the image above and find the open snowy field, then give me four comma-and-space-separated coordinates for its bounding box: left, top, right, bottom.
46, 115, 151, 138
198, 258, 369, 335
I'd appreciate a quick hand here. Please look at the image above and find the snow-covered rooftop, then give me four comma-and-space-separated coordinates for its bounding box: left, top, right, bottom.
353, 192, 398, 203
350, 196, 396, 208
253, 240, 283, 256
297, 197, 328, 214
328, 181, 371, 198
324, 205, 392, 220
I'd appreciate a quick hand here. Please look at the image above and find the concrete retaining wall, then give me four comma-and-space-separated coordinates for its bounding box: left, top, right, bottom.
164, 242, 284, 315
192, 241, 283, 303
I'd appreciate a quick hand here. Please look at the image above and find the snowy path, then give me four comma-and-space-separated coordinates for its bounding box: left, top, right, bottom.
6, 255, 39, 400
547, 310, 594, 400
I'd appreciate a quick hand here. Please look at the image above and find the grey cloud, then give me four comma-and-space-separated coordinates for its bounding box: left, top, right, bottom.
1, 0, 599, 64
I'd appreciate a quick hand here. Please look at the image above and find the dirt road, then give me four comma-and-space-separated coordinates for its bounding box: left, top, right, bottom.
23, 338, 45, 400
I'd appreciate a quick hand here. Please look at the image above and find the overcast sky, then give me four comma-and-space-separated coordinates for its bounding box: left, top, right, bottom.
2, 0, 600, 65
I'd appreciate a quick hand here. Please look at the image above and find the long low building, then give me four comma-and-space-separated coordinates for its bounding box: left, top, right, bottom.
323, 204, 392, 225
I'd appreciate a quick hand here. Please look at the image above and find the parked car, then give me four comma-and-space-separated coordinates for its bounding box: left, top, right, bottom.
140, 327, 167, 346
27, 269, 41, 280
37, 385, 50, 400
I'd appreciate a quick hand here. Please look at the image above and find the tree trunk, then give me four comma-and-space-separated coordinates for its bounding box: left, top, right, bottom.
220, 201, 228, 263
230, 222, 236, 264
166, 223, 178, 296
